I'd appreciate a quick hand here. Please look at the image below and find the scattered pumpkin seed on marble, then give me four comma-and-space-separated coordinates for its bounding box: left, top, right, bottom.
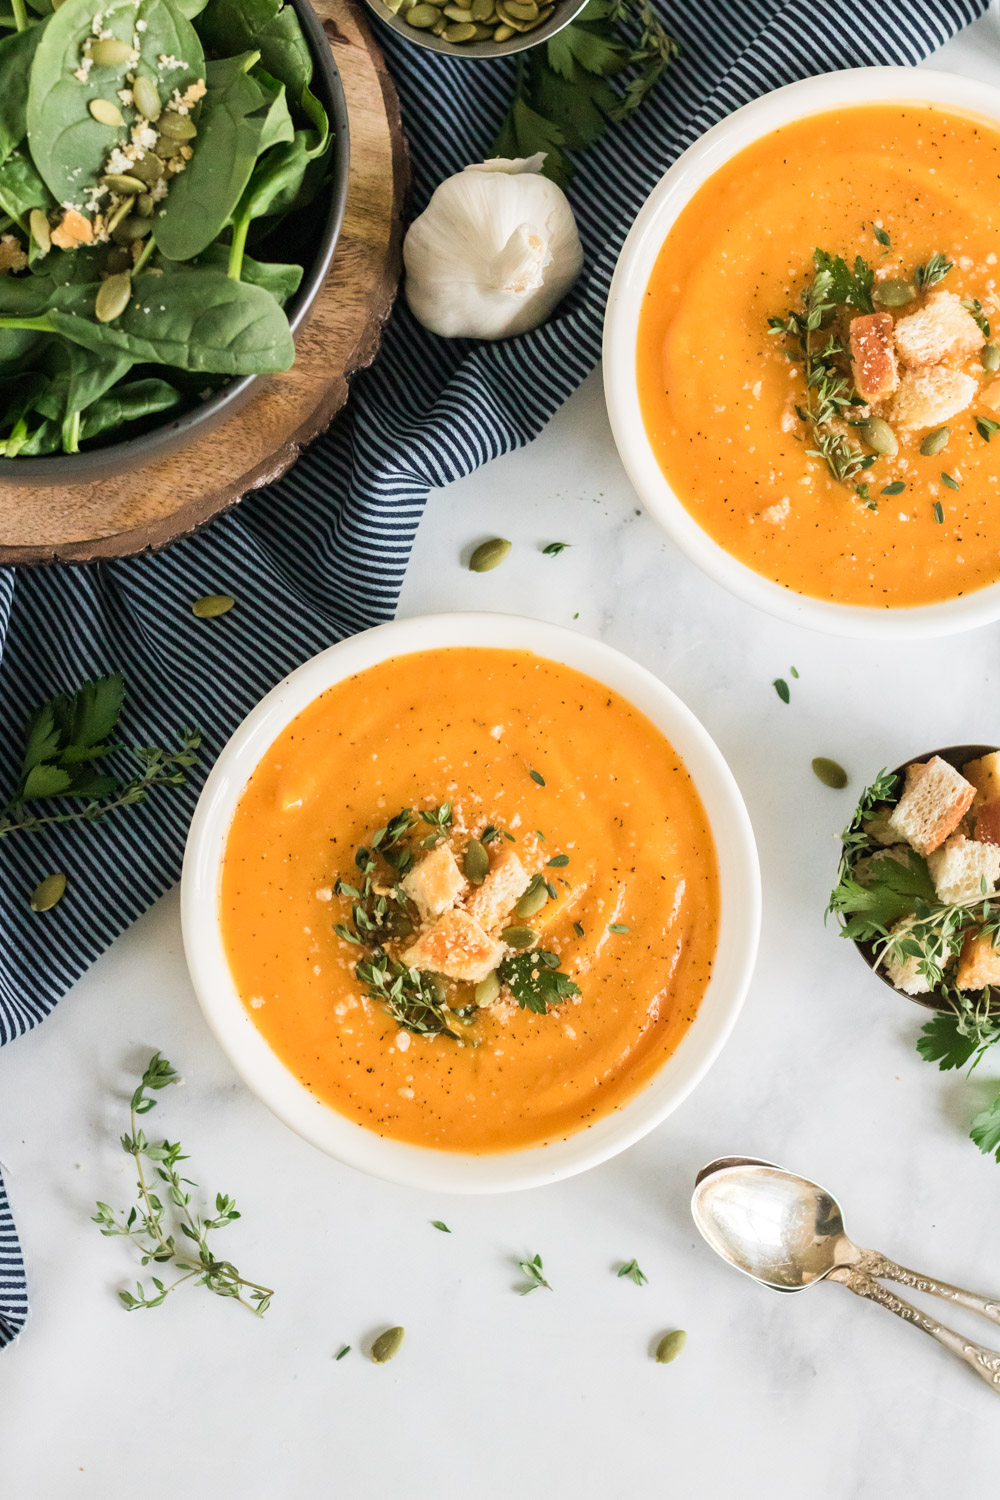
655, 1329, 687, 1364
30, 872, 66, 912
469, 537, 511, 572
812, 756, 848, 790
370, 1326, 405, 1364
192, 594, 235, 619
89, 98, 124, 127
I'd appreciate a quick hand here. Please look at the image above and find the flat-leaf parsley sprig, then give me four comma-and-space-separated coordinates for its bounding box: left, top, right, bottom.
93, 1053, 273, 1315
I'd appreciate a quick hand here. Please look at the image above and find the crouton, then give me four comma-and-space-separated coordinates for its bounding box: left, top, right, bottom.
400, 843, 465, 920
0, 233, 28, 274
975, 801, 1000, 846
962, 751, 1000, 806
883, 918, 932, 996
401, 908, 503, 984
465, 844, 528, 934
850, 313, 898, 402
927, 832, 1000, 905
893, 289, 984, 368
887, 366, 978, 430
956, 926, 1000, 990
886, 756, 976, 857
50, 208, 93, 250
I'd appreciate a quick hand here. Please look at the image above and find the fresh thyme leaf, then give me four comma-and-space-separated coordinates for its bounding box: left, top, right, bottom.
914, 252, 953, 290
962, 297, 991, 338
529, 768, 546, 786
573, 920, 584, 937
881, 481, 906, 495
481, 824, 515, 844
608, 923, 630, 933
431, 1220, 451, 1233
970, 1089, 1000, 1161
933, 501, 945, 524
976, 416, 1000, 442
335, 1345, 351, 1360
773, 678, 790, 704
546, 853, 570, 867
499, 949, 580, 1014
872, 224, 891, 248
941, 472, 959, 490
93, 1053, 272, 1316
542, 541, 571, 555
517, 1252, 552, 1294
617, 1258, 648, 1285
790, 667, 800, 679
357, 952, 462, 1039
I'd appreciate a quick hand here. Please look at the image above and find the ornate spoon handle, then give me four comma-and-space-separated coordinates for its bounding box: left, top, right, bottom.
829, 1267, 1000, 1394
855, 1247, 1000, 1328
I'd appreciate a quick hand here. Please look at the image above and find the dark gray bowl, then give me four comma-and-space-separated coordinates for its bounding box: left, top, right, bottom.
2, 0, 350, 486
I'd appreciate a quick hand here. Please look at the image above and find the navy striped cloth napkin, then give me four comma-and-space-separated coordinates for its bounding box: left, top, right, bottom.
0, 0, 984, 1347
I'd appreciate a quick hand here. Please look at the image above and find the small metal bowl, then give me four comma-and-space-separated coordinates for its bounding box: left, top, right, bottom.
845, 743, 1000, 1013
361, 0, 588, 59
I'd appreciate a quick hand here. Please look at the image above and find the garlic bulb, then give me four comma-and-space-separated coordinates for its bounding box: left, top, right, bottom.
403, 154, 583, 340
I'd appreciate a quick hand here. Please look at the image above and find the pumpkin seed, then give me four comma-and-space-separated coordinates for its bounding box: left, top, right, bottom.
192, 593, 235, 619
811, 756, 848, 790
431, 14, 447, 30
919, 425, 950, 457
501, 924, 536, 949
90, 37, 134, 66
471, 0, 494, 17
443, 4, 473, 17
655, 1329, 687, 1364
131, 151, 165, 184
101, 172, 145, 195
464, 838, 490, 885
860, 417, 897, 457
983, 342, 1000, 374
471, 21, 492, 35
134, 192, 154, 218
95, 270, 132, 323
469, 537, 511, 572
157, 110, 197, 140
514, 880, 547, 920
505, 0, 538, 17
112, 214, 152, 245
104, 246, 131, 274
29, 209, 50, 255
443, 21, 476, 38
492, 21, 514, 35
874, 278, 915, 308
406, 1, 440, 22
495, 2, 532, 26
133, 74, 162, 121
474, 970, 501, 1007
30, 872, 66, 913
370, 1326, 405, 1364
89, 98, 124, 127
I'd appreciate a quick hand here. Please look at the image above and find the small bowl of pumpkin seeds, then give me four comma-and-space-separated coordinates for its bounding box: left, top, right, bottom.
364, 0, 588, 58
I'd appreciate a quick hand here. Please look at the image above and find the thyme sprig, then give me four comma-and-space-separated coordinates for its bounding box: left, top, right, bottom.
93, 1053, 273, 1315
517, 1253, 552, 1294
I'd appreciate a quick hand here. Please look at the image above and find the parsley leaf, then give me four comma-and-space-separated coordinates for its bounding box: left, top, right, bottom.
11, 673, 125, 806
492, 96, 572, 189
812, 249, 875, 314
916, 1013, 983, 1071
971, 1090, 1000, 1161
499, 950, 580, 1014
828, 850, 936, 942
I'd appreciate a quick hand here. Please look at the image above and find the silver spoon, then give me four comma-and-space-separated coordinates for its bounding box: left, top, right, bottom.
692, 1159, 1000, 1394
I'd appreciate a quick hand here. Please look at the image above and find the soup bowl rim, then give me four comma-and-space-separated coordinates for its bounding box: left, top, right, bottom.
603, 65, 1000, 641
180, 611, 761, 1193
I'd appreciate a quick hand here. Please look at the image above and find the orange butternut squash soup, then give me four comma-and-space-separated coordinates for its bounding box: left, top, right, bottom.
637, 104, 1000, 608
220, 648, 719, 1152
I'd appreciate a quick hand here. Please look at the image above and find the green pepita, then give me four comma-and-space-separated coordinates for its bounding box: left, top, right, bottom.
655, 1329, 687, 1364
505, 0, 538, 17
370, 1326, 405, 1364
157, 110, 197, 141
134, 193, 154, 218
192, 593, 236, 619
464, 838, 490, 885
405, 2, 440, 22
919, 425, 950, 457
29, 209, 50, 256
443, 4, 473, 17
131, 151, 165, 184
471, 0, 494, 17
89, 97, 124, 128
90, 37, 134, 66
443, 21, 476, 38
112, 214, 152, 245
501, 924, 536, 949
471, 22, 492, 35
811, 756, 848, 790
469, 537, 511, 572
492, 21, 514, 35
514, 880, 547, 920
104, 246, 131, 274
101, 173, 145, 195
874, 278, 915, 308
983, 342, 1000, 374
474, 970, 501, 1007
431, 14, 447, 30
860, 417, 897, 457
132, 74, 162, 122
30, 872, 66, 913
95, 270, 132, 323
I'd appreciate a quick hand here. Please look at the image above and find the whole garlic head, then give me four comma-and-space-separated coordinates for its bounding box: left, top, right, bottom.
403, 154, 584, 340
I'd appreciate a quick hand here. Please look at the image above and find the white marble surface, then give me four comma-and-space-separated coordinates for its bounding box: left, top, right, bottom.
6, 19, 1000, 1497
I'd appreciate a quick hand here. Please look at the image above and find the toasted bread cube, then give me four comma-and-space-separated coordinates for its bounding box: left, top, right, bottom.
50, 207, 93, 250
400, 844, 465, 920
893, 290, 984, 368
962, 751, 1000, 806
887, 366, 977, 430
850, 313, 898, 402
0, 233, 28, 274
401, 908, 503, 983
956, 926, 1000, 990
975, 800, 1000, 846
886, 756, 976, 857
884, 918, 933, 996
465, 844, 528, 934
927, 833, 1000, 905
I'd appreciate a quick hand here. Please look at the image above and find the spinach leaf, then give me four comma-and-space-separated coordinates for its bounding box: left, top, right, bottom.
0, 146, 50, 226
182, 241, 302, 302
48, 269, 294, 373
13, 417, 60, 454
35, 339, 132, 424
27, 0, 204, 208
0, 21, 46, 168
155, 51, 276, 261
0, 269, 60, 316
195, 0, 311, 100
173, 0, 209, 16
0, 370, 47, 433
251, 66, 295, 155
80, 377, 180, 439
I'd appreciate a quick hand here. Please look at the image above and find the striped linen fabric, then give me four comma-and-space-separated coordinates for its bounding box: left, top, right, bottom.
0, 0, 984, 1347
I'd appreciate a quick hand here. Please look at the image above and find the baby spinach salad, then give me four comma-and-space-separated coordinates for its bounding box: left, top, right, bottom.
0, 0, 332, 455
